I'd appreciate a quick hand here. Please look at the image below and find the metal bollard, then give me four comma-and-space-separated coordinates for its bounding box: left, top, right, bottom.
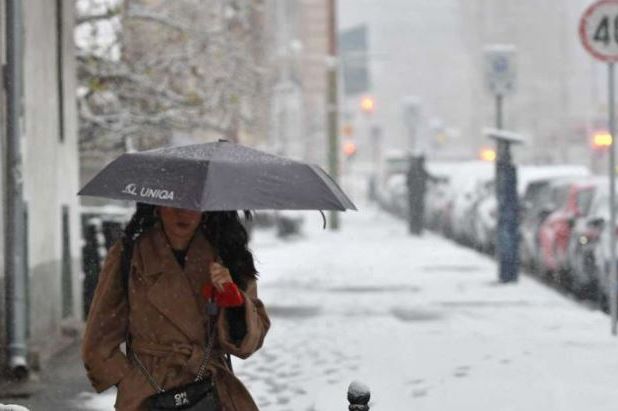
348, 381, 370, 411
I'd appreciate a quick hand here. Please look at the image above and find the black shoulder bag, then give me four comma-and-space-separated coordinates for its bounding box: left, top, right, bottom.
121, 241, 221, 411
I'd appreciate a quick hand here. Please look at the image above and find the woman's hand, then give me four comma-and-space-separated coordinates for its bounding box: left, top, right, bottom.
204, 263, 244, 307
209, 262, 233, 292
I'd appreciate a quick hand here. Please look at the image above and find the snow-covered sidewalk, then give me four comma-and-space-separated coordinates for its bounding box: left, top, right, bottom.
77, 206, 618, 410
242, 207, 618, 411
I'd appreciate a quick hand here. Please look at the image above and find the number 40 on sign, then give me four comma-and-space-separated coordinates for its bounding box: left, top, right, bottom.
580, 0, 618, 62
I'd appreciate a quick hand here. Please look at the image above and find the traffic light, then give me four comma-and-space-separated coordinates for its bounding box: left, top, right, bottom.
360, 96, 375, 114
592, 131, 612, 149
343, 140, 358, 158
341, 124, 354, 137
434, 132, 447, 146
480, 147, 497, 162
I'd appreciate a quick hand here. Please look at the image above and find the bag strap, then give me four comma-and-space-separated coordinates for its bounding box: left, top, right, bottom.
193, 308, 218, 382
132, 348, 165, 393
120, 240, 217, 393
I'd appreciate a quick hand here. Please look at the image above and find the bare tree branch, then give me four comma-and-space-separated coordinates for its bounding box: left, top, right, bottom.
76, 7, 121, 25
76, 0, 271, 152
124, 6, 190, 33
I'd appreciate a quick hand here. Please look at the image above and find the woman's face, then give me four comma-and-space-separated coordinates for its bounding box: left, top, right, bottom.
158, 206, 202, 241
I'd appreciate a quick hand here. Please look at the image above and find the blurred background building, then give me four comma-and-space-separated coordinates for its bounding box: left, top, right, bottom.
339, 0, 604, 167
269, 0, 329, 165
77, 0, 273, 202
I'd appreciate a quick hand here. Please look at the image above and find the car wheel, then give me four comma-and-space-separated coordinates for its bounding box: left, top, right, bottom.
585, 278, 600, 304
580, 252, 597, 300
600, 291, 610, 313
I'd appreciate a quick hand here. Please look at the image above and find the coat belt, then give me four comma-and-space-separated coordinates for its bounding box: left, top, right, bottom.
131, 340, 196, 358
131, 340, 224, 363
130, 339, 227, 386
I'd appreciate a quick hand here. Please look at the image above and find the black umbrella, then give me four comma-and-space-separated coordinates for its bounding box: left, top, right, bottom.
78, 141, 356, 212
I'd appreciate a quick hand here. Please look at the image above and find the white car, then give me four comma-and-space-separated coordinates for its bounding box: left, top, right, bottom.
472, 187, 497, 253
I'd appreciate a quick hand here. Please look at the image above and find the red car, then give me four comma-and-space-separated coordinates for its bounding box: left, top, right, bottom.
537, 178, 596, 282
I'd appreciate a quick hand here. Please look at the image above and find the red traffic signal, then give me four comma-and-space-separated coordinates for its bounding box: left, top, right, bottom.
343, 141, 358, 158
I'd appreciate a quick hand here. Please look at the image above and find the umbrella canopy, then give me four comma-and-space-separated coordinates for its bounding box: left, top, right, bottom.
78, 141, 357, 211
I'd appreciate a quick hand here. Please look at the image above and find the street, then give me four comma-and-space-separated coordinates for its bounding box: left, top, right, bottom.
3, 1, 618, 410
7, 204, 618, 410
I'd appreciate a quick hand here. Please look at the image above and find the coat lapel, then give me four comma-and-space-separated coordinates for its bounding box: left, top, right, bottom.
141, 225, 212, 342
184, 231, 216, 290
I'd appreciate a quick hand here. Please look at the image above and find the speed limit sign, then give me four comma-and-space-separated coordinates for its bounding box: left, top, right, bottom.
580, 0, 618, 337
580, 0, 618, 61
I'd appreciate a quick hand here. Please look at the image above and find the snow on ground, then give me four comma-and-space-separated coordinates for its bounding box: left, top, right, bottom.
75, 205, 618, 410
73, 391, 116, 410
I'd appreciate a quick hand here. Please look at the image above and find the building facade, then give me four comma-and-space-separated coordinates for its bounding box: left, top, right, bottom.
339, 0, 603, 165
460, 0, 600, 165
0, 0, 82, 372
269, 0, 330, 166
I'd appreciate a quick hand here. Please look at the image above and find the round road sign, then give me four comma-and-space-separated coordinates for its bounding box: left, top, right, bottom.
580, 0, 618, 62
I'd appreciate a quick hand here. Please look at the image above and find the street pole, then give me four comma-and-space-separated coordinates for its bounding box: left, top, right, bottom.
5, 0, 29, 378
608, 62, 617, 335
495, 92, 505, 229
327, 0, 340, 230
496, 94, 503, 129
495, 94, 504, 269
493, 91, 519, 283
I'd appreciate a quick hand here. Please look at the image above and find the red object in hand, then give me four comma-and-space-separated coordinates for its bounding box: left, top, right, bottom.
202, 282, 244, 307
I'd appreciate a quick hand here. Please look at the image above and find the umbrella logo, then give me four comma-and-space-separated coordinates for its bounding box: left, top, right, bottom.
141, 187, 175, 200
121, 183, 175, 201
122, 183, 138, 196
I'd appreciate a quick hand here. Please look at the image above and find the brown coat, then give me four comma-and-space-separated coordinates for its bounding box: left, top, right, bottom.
81, 224, 270, 410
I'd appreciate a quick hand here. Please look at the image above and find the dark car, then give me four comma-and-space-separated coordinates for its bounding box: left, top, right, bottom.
566, 177, 608, 297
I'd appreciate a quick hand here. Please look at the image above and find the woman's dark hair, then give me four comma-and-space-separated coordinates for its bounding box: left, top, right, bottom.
121, 203, 257, 291
200, 210, 257, 291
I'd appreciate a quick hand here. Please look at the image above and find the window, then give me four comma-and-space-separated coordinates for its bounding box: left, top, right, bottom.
576, 188, 595, 215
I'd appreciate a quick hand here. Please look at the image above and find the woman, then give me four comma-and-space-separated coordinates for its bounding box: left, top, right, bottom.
81, 203, 270, 410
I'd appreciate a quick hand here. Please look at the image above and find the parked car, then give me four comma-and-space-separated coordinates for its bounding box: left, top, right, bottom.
567, 179, 609, 299
384, 173, 408, 218
586, 189, 618, 310
537, 178, 597, 285
375, 150, 409, 211
520, 181, 557, 270
445, 162, 493, 244
519, 166, 591, 270
425, 176, 451, 231
472, 185, 497, 254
